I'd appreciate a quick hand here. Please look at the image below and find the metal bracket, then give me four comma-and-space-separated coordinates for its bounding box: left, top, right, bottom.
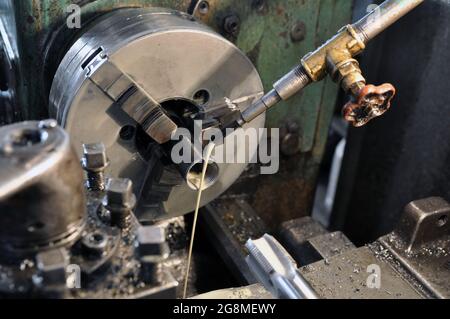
84, 50, 177, 144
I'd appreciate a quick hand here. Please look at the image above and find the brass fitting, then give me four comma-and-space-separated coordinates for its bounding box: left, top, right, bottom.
301, 25, 366, 83
326, 51, 366, 96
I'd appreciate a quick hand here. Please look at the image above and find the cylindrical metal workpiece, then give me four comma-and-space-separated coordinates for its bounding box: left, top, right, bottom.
353, 0, 424, 43
167, 137, 219, 191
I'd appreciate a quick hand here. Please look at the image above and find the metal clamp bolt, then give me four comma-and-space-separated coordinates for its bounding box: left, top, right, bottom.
136, 226, 169, 284
34, 248, 70, 293
102, 178, 136, 229
81, 143, 109, 191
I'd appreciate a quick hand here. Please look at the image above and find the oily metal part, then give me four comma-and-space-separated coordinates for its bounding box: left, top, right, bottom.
50, 8, 265, 219
0, 120, 86, 259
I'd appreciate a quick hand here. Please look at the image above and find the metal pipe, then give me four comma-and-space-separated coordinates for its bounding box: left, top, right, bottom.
354, 0, 424, 43
166, 137, 219, 191
239, 65, 311, 125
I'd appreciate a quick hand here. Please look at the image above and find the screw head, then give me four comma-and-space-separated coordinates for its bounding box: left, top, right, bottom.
119, 125, 136, 141
223, 15, 241, 37
290, 22, 306, 42
35, 248, 69, 287
197, 1, 210, 15
103, 178, 136, 210
281, 121, 301, 156
287, 120, 300, 133
136, 226, 169, 258
81, 143, 108, 171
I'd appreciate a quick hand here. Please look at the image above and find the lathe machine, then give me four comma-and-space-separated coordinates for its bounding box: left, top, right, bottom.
0, 0, 448, 299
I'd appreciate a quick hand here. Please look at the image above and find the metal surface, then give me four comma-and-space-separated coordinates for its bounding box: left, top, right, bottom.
1, 0, 193, 121
50, 7, 265, 220
230, 0, 352, 227
271, 198, 450, 299
192, 0, 352, 149
35, 248, 70, 293
0, 1, 19, 125
300, 246, 424, 299
342, 83, 396, 127
0, 120, 86, 260
394, 197, 450, 252
278, 217, 355, 266
378, 197, 450, 298
137, 225, 170, 284
246, 234, 318, 299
